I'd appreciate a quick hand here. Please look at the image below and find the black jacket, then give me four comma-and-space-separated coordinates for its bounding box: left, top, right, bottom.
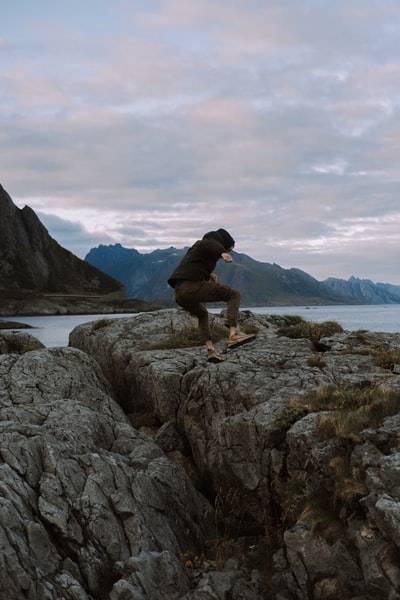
168, 229, 235, 288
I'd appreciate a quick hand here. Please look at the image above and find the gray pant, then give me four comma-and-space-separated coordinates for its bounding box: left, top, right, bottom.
174, 281, 241, 342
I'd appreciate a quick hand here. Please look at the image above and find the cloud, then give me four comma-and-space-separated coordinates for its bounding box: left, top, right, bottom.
1, 0, 400, 285
36, 212, 116, 258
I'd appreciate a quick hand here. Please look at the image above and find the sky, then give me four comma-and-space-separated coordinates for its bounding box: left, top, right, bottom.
2, 1, 400, 284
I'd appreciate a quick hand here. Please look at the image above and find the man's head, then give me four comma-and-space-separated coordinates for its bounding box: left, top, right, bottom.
217, 228, 235, 250
203, 228, 235, 251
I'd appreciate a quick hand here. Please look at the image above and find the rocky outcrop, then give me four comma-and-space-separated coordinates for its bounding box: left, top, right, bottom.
68, 309, 400, 599
2, 311, 400, 599
0, 340, 219, 600
0, 329, 45, 354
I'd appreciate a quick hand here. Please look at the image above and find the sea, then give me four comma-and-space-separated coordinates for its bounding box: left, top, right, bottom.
1, 304, 400, 348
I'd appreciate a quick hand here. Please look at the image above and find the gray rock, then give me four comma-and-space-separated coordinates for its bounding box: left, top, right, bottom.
2, 308, 400, 599
281, 522, 365, 599
0, 330, 45, 354
0, 346, 213, 600
68, 309, 400, 599
109, 550, 190, 600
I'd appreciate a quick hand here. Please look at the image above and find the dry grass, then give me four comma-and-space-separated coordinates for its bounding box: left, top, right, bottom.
374, 347, 400, 370
143, 321, 228, 350
285, 382, 400, 442
300, 498, 345, 543
143, 320, 258, 351
274, 477, 314, 524
274, 381, 399, 536
307, 354, 327, 369
209, 486, 276, 577
91, 318, 113, 331
328, 456, 368, 517
311, 385, 400, 440
277, 316, 343, 342
275, 451, 369, 538
240, 322, 259, 335
341, 340, 400, 372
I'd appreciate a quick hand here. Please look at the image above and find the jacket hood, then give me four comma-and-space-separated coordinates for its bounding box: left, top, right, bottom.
202, 228, 235, 250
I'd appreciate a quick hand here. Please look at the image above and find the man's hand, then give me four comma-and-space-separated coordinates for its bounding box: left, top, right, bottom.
222, 252, 233, 263
210, 272, 218, 282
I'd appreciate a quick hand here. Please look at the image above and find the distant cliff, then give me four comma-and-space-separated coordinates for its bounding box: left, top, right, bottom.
0, 184, 125, 300
0, 185, 145, 315
323, 275, 400, 304
86, 243, 400, 307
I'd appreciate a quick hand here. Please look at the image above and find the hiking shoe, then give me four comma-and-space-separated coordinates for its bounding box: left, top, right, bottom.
227, 331, 256, 349
207, 348, 225, 363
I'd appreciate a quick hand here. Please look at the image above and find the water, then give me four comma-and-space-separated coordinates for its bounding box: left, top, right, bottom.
244, 304, 400, 334
1, 305, 399, 348
0, 313, 139, 348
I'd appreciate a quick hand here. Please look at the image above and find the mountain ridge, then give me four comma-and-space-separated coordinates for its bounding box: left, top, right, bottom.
85, 243, 400, 307
2, 182, 399, 311
323, 275, 400, 304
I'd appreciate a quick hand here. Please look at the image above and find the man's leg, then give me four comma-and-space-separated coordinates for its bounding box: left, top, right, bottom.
175, 281, 254, 354
175, 282, 225, 361
175, 283, 211, 340
182, 281, 241, 328
192, 282, 255, 348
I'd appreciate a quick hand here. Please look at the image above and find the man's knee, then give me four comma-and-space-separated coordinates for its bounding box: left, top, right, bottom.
197, 304, 209, 319
178, 300, 207, 321
229, 287, 240, 302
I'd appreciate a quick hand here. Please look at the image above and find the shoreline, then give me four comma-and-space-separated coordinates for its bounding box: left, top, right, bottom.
0, 297, 161, 319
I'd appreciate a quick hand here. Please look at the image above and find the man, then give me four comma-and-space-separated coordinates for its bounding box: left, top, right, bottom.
168, 228, 255, 363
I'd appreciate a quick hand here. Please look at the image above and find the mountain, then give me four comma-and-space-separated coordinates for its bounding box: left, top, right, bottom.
323, 276, 400, 304
3, 180, 397, 311
85, 244, 187, 305
0, 184, 124, 303
85, 243, 375, 307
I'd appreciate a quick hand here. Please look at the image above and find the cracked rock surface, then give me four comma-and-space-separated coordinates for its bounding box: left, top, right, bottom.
0, 344, 214, 600
2, 309, 400, 599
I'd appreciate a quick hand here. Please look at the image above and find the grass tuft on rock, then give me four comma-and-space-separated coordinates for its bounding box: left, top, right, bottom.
277, 316, 343, 342
143, 319, 258, 350
287, 382, 400, 440
143, 321, 228, 350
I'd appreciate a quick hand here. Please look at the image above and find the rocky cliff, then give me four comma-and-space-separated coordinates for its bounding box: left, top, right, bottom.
1, 310, 400, 599
0, 185, 127, 314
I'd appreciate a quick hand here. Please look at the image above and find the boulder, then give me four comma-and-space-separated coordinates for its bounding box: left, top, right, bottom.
0, 330, 45, 354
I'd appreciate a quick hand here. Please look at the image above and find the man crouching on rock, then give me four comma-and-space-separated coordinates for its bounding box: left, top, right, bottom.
168, 228, 255, 363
